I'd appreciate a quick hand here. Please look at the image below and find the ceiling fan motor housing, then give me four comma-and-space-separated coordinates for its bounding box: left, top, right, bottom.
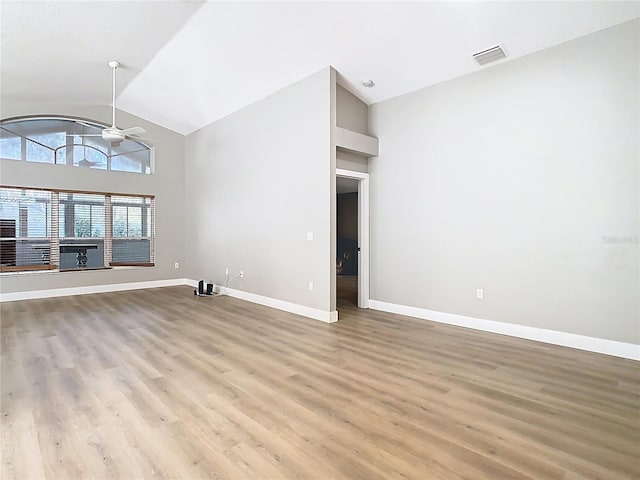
102, 128, 125, 143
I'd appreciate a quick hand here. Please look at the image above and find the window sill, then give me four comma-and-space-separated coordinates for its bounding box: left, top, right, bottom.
109, 262, 155, 267
0, 264, 155, 277
0, 264, 58, 273
59, 266, 113, 273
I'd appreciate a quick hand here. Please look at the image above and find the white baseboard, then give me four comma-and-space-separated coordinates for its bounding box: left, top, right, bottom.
369, 299, 639, 361
0, 278, 190, 303
8, 279, 631, 360
185, 279, 337, 323
220, 286, 338, 323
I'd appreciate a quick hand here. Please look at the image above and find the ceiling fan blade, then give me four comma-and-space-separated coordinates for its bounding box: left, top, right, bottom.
120, 126, 145, 135
66, 134, 102, 137
125, 135, 151, 143
78, 159, 98, 167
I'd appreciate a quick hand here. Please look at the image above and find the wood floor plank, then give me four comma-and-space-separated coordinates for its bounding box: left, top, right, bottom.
1, 285, 638, 479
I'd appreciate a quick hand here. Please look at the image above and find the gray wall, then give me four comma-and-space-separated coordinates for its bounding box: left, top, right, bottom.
337, 150, 368, 173
0, 103, 185, 293
337, 193, 358, 242
336, 86, 370, 172
185, 68, 333, 312
336, 85, 368, 135
369, 20, 639, 344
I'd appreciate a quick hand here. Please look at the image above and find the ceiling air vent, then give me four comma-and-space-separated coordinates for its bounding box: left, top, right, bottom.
472, 44, 507, 66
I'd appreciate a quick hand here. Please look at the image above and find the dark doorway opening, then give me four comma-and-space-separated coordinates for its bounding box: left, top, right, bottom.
336, 182, 359, 307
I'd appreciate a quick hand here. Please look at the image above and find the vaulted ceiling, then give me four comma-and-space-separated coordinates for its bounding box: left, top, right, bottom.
2, 1, 638, 135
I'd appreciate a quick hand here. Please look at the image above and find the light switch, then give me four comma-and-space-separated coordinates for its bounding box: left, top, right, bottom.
307, 232, 313, 241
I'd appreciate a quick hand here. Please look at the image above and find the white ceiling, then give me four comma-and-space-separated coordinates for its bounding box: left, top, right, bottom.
0, 1, 204, 105
2, 1, 638, 135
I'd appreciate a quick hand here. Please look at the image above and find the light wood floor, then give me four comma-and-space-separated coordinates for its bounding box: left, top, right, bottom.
337, 275, 358, 306
1, 286, 638, 480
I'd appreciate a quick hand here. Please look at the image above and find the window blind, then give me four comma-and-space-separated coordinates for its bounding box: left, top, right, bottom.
0, 186, 154, 272
110, 196, 155, 266
58, 192, 106, 270
0, 187, 55, 272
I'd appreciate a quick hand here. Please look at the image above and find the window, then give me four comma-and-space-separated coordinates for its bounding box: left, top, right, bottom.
59, 193, 106, 270
0, 117, 153, 174
0, 188, 55, 271
0, 133, 20, 160
0, 186, 155, 273
111, 196, 154, 266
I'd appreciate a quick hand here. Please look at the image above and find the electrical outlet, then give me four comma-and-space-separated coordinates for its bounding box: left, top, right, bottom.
476, 288, 484, 300
174, 262, 179, 269
308, 282, 314, 291
225, 268, 229, 276
240, 270, 244, 278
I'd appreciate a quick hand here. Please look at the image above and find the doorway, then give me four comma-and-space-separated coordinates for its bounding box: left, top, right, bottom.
336, 168, 369, 310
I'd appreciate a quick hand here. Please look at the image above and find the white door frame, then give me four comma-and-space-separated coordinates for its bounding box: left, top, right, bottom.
336, 168, 370, 308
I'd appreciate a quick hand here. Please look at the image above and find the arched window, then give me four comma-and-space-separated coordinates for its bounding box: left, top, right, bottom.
0, 116, 153, 174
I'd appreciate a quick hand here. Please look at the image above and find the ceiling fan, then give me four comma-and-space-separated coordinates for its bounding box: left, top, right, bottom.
71, 61, 146, 145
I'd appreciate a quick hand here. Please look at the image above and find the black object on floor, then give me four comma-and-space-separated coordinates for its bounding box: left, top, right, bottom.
194, 280, 216, 297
